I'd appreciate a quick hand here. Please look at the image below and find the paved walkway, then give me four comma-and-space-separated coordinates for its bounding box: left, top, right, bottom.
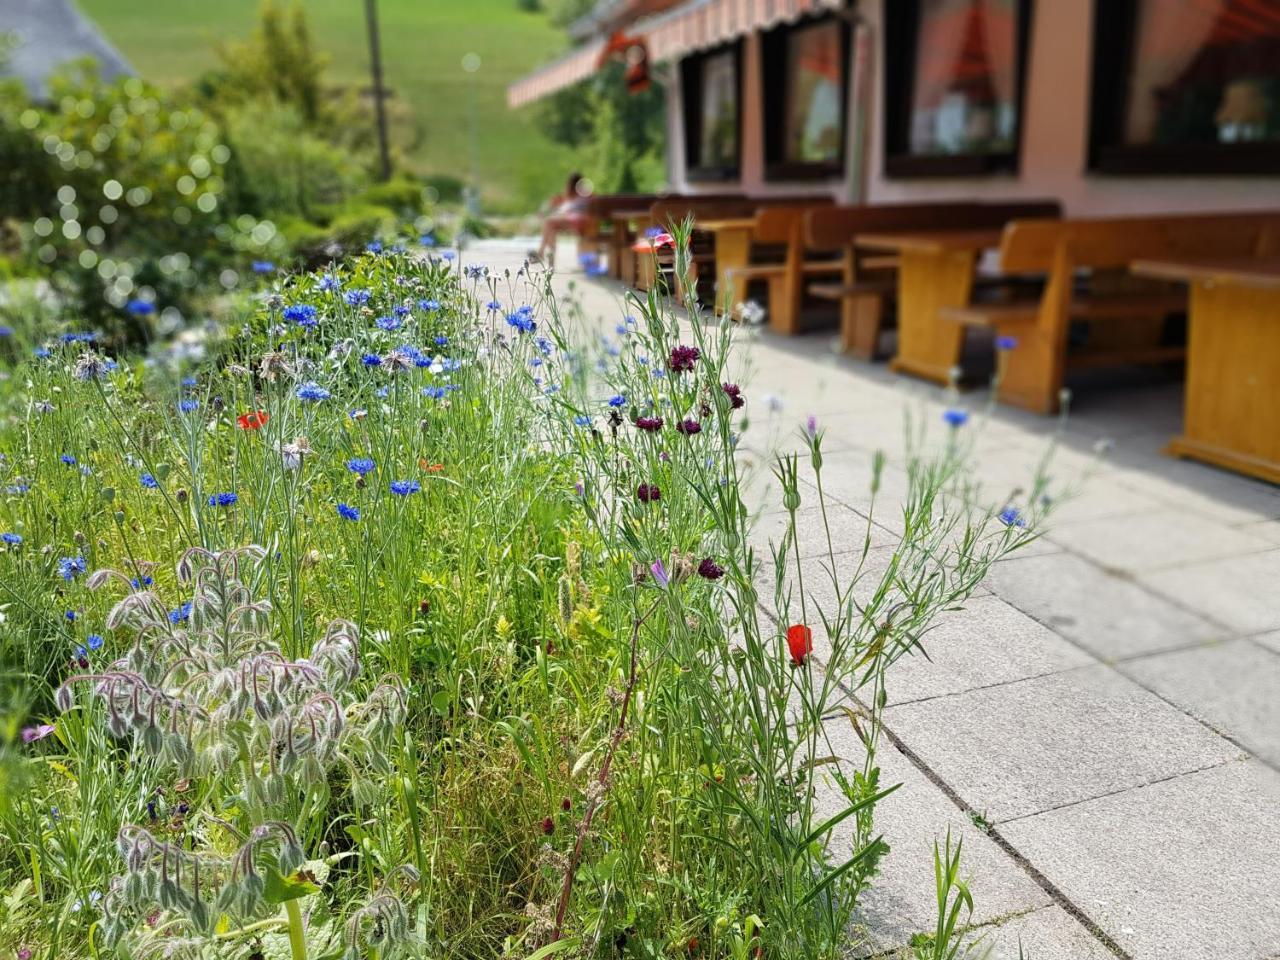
469, 239, 1280, 960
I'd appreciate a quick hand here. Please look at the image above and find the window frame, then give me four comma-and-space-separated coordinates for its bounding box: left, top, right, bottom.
1087, 0, 1280, 176
680, 39, 744, 182
882, 0, 1034, 179
760, 14, 852, 182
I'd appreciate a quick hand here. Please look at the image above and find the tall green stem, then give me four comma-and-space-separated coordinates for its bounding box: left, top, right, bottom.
285, 898, 307, 960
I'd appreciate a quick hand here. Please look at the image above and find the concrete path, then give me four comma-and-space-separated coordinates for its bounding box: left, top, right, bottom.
467, 239, 1280, 960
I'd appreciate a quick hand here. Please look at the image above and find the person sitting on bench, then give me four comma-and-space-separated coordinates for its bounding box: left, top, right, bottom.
535, 172, 590, 268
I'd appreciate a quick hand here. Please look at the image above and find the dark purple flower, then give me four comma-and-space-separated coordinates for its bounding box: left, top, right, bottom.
669, 344, 701, 373
636, 482, 661, 504
675, 418, 702, 436
634, 416, 664, 433
697, 557, 724, 580
722, 382, 745, 409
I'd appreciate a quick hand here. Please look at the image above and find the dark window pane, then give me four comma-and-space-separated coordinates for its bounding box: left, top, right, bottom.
1123, 0, 1280, 146
908, 0, 1020, 156
783, 22, 844, 164
699, 50, 738, 168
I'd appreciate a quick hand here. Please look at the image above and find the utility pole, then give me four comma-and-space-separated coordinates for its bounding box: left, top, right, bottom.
364, 0, 392, 181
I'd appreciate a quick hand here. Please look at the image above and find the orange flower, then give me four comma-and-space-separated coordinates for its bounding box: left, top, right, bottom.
237, 410, 269, 431
786, 624, 812, 666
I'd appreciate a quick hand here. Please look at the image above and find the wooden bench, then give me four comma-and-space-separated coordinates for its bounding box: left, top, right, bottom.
941, 212, 1280, 414
809, 200, 1062, 358
723, 205, 843, 333
639, 194, 833, 304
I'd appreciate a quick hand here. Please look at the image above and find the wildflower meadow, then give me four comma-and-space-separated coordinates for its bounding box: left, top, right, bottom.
0, 232, 1051, 959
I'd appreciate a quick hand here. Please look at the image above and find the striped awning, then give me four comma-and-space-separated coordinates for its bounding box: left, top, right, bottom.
507, 0, 848, 108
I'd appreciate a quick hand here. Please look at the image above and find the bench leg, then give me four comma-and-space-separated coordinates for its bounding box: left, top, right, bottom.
767, 277, 799, 336
991, 323, 1066, 415
841, 294, 884, 360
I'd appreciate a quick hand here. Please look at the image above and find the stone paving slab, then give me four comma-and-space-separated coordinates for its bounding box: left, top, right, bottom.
883, 664, 1242, 823
986, 551, 1225, 660
752, 503, 880, 560
938, 905, 1117, 960
1253, 631, 1280, 654
815, 721, 1052, 955
1139, 548, 1280, 635
1120, 638, 1280, 767
1045, 508, 1274, 574
883, 595, 1093, 706
1000, 759, 1280, 960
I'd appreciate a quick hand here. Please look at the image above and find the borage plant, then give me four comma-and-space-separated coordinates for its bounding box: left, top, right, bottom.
55, 545, 416, 960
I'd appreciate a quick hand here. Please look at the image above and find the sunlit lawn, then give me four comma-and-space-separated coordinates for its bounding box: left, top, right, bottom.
80, 0, 576, 210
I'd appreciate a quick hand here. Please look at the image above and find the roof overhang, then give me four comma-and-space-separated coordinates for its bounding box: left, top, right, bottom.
507, 0, 848, 109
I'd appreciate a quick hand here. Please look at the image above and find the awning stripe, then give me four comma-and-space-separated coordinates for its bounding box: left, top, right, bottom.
507, 0, 847, 108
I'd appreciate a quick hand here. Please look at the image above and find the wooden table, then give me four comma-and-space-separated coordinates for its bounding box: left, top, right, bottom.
699, 217, 758, 315
1132, 256, 1280, 484
855, 229, 1003, 384
605, 208, 653, 283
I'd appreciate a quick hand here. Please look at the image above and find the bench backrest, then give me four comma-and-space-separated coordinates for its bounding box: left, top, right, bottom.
649, 194, 834, 233
804, 199, 1061, 249
1000, 212, 1280, 274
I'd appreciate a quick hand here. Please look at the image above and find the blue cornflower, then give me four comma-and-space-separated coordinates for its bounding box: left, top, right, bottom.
283, 304, 318, 328
336, 502, 361, 521
394, 304, 411, 318
179, 399, 199, 413
207, 492, 238, 507
130, 575, 153, 589
487, 300, 502, 312
573, 415, 591, 427
344, 289, 371, 307
466, 264, 485, 280
33, 347, 50, 359
998, 506, 1026, 528
421, 385, 448, 400
125, 299, 155, 316
296, 382, 331, 403
60, 332, 95, 344
169, 602, 192, 624
943, 408, 969, 428
366, 241, 383, 254
252, 260, 275, 274
86, 634, 103, 651
420, 233, 437, 247
140, 472, 159, 489
0, 326, 12, 337
1, 532, 22, 545
421, 300, 441, 312
347, 457, 376, 475
74, 644, 87, 660
7, 483, 29, 495
441, 251, 456, 261
607, 395, 626, 408
181, 376, 197, 387
375, 315, 401, 332
65, 610, 76, 622
361, 353, 382, 367
60, 454, 76, 466
58, 556, 87, 581
319, 273, 341, 292
389, 479, 420, 496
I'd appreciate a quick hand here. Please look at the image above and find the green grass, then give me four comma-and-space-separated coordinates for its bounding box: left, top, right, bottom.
78, 0, 577, 211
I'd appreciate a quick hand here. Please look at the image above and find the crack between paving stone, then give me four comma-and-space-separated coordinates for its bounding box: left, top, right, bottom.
993, 755, 1245, 827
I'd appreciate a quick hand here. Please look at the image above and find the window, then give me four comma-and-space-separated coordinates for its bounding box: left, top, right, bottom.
1090, 0, 1280, 174
883, 0, 1032, 177
681, 42, 742, 180
762, 16, 851, 180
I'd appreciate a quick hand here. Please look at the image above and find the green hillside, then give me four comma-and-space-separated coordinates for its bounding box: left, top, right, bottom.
78, 0, 578, 211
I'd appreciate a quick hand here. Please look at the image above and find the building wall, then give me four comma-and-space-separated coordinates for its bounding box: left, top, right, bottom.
666, 0, 1280, 214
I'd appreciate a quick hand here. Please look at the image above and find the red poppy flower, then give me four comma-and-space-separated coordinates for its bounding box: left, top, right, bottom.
786, 624, 812, 666
237, 410, 269, 430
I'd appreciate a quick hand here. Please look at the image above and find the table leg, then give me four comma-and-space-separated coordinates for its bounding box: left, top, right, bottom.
888, 249, 976, 385
1167, 280, 1280, 484
714, 227, 753, 316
